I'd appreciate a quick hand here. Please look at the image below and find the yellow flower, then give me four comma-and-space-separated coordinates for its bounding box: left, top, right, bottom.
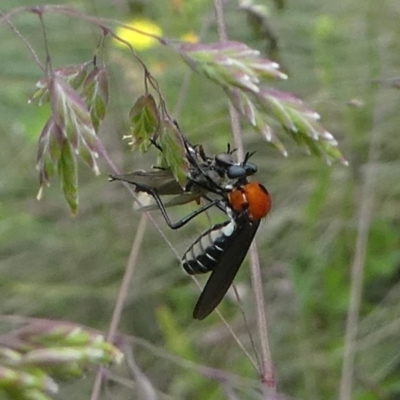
115, 19, 163, 51
180, 32, 198, 43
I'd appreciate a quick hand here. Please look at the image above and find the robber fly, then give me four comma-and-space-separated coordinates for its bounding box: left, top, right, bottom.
182, 173, 272, 319
111, 137, 271, 319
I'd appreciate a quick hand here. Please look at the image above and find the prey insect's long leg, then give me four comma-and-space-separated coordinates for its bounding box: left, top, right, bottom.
202, 194, 227, 213
134, 182, 223, 230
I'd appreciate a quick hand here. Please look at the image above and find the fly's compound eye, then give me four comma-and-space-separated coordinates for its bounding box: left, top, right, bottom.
227, 162, 257, 179
215, 152, 234, 167
244, 162, 258, 176
226, 165, 247, 179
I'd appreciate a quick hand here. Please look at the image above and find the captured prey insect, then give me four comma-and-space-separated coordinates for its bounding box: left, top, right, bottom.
109, 138, 258, 229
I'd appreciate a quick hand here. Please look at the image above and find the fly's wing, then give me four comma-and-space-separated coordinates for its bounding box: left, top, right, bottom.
193, 219, 260, 320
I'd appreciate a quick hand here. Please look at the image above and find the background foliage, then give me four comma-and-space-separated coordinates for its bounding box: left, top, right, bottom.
1, 0, 400, 399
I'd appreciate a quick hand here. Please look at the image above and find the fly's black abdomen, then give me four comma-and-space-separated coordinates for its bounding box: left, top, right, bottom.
182, 220, 235, 275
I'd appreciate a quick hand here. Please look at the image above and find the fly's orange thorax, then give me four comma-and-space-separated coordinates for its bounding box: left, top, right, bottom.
228, 182, 272, 221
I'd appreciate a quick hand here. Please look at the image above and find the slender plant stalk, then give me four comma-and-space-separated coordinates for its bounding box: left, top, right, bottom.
124, 342, 158, 400
214, 0, 275, 390
339, 112, 379, 400
90, 216, 149, 400
248, 243, 275, 387
0, 8, 44, 70
339, 2, 381, 397
107, 216, 148, 341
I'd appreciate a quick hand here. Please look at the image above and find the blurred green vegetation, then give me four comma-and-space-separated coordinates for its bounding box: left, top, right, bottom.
1, 0, 400, 399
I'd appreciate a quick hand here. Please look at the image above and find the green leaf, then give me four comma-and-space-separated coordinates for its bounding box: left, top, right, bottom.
178, 41, 346, 165
157, 120, 189, 187
82, 66, 109, 131
58, 140, 78, 215
29, 63, 90, 106
179, 41, 287, 93
128, 94, 159, 152
225, 88, 288, 155
0, 319, 123, 400
256, 87, 347, 164
257, 91, 297, 132
49, 76, 100, 173
51, 77, 93, 149
36, 119, 62, 190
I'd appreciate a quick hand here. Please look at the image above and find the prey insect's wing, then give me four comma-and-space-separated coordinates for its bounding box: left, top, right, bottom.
110, 169, 208, 211
110, 169, 183, 195
137, 192, 204, 211
193, 219, 261, 320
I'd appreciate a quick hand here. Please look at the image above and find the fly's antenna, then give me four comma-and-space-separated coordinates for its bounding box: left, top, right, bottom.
226, 143, 238, 155
243, 151, 256, 165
